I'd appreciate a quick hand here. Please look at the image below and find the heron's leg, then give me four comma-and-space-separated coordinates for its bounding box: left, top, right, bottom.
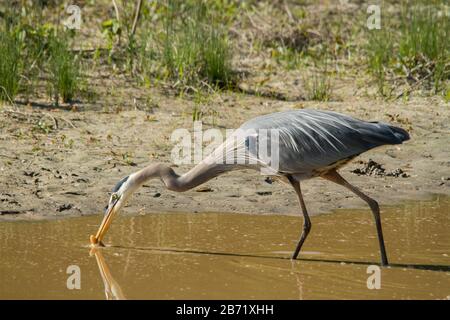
287, 175, 311, 260
322, 170, 389, 266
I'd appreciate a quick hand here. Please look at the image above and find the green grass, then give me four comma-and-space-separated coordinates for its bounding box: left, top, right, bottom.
46, 33, 80, 105
3, 0, 448, 106
304, 46, 332, 101
202, 28, 232, 86
19, 24, 54, 101
137, 0, 234, 90
398, 2, 449, 91
365, 1, 449, 96
366, 29, 393, 97
0, 6, 86, 105
398, 3, 447, 64
272, 46, 305, 70
0, 30, 22, 102
305, 70, 332, 101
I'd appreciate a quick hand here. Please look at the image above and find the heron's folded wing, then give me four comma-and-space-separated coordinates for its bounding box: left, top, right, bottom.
240, 109, 408, 174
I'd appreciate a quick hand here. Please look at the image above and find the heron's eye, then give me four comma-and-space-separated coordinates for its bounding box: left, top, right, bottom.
111, 193, 119, 201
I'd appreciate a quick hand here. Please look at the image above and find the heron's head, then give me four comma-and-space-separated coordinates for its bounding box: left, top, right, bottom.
104, 175, 132, 215
93, 174, 139, 245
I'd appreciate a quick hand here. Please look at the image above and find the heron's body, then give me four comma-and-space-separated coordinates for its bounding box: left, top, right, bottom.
92, 109, 410, 266
237, 109, 409, 179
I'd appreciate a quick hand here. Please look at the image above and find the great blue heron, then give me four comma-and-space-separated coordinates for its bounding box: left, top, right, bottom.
90, 109, 410, 266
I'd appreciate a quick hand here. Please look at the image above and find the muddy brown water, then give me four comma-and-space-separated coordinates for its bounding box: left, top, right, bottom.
0, 195, 449, 299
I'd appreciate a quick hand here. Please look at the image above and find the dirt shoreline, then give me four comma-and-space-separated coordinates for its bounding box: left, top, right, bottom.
1, 92, 449, 221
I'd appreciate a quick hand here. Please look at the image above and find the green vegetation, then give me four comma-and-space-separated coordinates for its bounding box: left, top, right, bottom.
305, 71, 331, 101
365, 1, 449, 97
366, 29, 393, 97
46, 33, 80, 105
398, 2, 449, 93
0, 6, 81, 105
0, 30, 21, 102
96, 0, 234, 91
141, 0, 233, 89
272, 47, 305, 71
0, 0, 448, 107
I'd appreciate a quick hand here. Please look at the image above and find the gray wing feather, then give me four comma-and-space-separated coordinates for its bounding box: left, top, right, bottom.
240, 109, 409, 174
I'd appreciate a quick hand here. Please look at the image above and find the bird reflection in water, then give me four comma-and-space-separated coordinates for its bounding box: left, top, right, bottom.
90, 248, 126, 300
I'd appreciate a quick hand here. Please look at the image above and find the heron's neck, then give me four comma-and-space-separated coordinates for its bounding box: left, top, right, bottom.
134, 162, 226, 192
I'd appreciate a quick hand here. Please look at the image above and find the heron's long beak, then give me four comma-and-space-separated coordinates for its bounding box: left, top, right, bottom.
90, 198, 120, 246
